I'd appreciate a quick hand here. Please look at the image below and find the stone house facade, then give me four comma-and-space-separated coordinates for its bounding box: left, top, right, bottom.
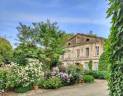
60, 33, 105, 70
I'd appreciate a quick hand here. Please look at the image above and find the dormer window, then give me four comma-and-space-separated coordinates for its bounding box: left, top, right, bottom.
86, 38, 90, 42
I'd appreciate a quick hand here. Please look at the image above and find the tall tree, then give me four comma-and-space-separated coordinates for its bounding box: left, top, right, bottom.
107, 0, 123, 95
33, 20, 66, 69
13, 23, 38, 65
16, 20, 66, 70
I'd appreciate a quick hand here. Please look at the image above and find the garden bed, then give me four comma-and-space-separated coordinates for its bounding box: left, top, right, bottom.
3, 80, 108, 96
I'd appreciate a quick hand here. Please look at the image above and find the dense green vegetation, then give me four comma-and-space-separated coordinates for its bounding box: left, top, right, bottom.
83, 75, 94, 83
0, 21, 86, 93
13, 21, 66, 70
107, 0, 123, 96
0, 37, 13, 65
40, 77, 63, 89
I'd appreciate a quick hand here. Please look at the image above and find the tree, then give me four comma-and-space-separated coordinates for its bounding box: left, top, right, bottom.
16, 20, 66, 70
33, 20, 66, 69
107, 0, 123, 95
13, 43, 39, 65
13, 23, 39, 65
0, 37, 13, 65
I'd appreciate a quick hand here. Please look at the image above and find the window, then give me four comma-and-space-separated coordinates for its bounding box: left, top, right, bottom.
68, 43, 71, 46
86, 38, 90, 42
95, 46, 99, 56
83, 62, 89, 70
62, 54, 64, 60
86, 47, 89, 57
77, 49, 80, 58
92, 62, 98, 70
81, 48, 83, 57
75, 63, 80, 66
67, 50, 71, 59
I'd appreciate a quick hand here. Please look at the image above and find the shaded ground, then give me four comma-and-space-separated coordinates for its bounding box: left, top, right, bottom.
5, 80, 108, 96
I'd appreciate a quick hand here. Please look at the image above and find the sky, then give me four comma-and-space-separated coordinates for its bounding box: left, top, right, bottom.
0, 0, 111, 46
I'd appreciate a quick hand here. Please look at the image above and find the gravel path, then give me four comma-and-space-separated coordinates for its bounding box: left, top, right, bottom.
6, 80, 108, 96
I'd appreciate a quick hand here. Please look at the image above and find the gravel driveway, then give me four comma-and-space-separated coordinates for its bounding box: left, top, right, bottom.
6, 80, 108, 96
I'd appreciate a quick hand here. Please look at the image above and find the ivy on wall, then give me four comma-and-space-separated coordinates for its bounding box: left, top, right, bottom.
107, 0, 123, 96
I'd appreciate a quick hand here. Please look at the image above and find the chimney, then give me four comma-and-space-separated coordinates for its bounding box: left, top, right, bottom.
89, 30, 93, 35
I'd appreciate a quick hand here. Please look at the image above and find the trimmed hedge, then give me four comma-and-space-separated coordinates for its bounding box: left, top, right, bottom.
84, 71, 108, 79
40, 77, 63, 89
14, 85, 32, 93
83, 75, 94, 83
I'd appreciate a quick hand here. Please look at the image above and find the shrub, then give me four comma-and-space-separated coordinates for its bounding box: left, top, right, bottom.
41, 77, 62, 89
14, 85, 32, 93
83, 75, 94, 83
99, 52, 109, 71
67, 65, 83, 85
0, 67, 17, 91
92, 71, 106, 79
37, 79, 45, 88
0, 37, 13, 64
84, 70, 108, 79
0, 59, 44, 93
0, 69, 7, 91
12, 59, 44, 89
58, 72, 70, 86
91, 71, 108, 79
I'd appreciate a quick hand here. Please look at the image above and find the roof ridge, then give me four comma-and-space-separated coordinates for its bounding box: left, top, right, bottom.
67, 33, 105, 41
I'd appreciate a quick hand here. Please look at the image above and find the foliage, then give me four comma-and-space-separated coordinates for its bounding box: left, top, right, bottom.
13, 59, 44, 88
0, 66, 18, 90
91, 71, 107, 79
84, 70, 108, 79
99, 40, 110, 71
59, 72, 70, 85
83, 75, 94, 83
107, 0, 123, 95
13, 43, 40, 66
41, 77, 63, 89
0, 69, 7, 90
14, 85, 32, 93
67, 65, 83, 84
0, 59, 44, 92
0, 37, 13, 65
16, 20, 66, 70
99, 52, 108, 71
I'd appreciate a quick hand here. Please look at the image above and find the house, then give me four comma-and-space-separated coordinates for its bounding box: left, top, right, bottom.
60, 33, 105, 70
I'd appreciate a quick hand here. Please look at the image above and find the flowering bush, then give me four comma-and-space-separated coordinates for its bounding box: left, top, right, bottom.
12, 59, 44, 88
41, 77, 63, 89
58, 72, 70, 85
0, 59, 44, 92
67, 65, 84, 84
0, 69, 7, 91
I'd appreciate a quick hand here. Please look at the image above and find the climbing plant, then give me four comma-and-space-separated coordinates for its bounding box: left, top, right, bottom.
107, 0, 123, 96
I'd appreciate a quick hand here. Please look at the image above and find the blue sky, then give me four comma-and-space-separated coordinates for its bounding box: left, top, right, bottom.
0, 0, 111, 46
